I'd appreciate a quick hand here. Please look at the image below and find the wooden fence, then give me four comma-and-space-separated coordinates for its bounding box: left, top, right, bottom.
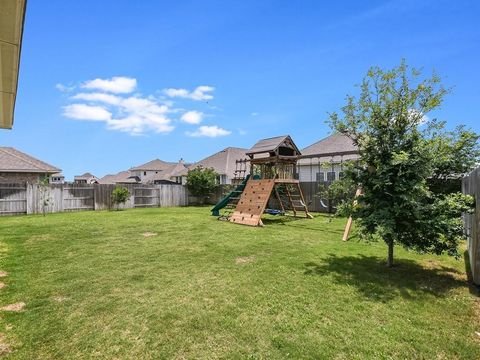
462, 167, 480, 285
0, 183, 188, 216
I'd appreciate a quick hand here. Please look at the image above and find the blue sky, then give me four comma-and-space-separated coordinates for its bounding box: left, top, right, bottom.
1, 0, 479, 179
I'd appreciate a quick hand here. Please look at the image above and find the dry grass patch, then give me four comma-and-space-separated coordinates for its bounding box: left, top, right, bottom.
0, 271, 7, 277
142, 232, 158, 237
0, 333, 11, 355
0, 282, 5, 289
235, 256, 255, 265
1, 302, 25, 312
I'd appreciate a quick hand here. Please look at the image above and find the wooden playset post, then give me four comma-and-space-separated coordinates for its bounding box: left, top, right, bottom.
342, 188, 362, 241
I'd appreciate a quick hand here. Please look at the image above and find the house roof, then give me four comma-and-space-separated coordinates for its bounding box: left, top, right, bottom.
190, 147, 249, 179
246, 135, 301, 156
143, 162, 188, 183
98, 171, 134, 184
301, 133, 358, 156
0, 147, 61, 173
298, 133, 359, 165
130, 159, 176, 171
74, 172, 97, 180
0, 0, 27, 129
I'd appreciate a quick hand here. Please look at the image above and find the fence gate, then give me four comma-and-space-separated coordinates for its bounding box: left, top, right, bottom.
0, 183, 27, 215
134, 187, 158, 208
63, 185, 95, 211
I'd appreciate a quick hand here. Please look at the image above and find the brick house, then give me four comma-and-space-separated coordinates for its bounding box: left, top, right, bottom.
0, 147, 61, 183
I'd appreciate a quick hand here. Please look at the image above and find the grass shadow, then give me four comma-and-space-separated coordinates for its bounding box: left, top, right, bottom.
305, 254, 468, 302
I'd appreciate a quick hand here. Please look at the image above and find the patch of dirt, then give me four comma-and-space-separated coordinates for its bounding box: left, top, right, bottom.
0, 271, 7, 278
142, 232, 158, 237
52, 296, 70, 303
1, 302, 25, 312
0, 333, 11, 355
0, 282, 4, 289
235, 256, 255, 265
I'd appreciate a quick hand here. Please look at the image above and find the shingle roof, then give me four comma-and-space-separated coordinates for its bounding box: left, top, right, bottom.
301, 133, 358, 156
190, 147, 249, 179
246, 135, 300, 156
98, 171, 133, 184
130, 159, 176, 171
297, 133, 359, 165
0, 147, 61, 173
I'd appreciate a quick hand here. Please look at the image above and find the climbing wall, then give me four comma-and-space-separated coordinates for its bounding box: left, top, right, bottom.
229, 179, 275, 226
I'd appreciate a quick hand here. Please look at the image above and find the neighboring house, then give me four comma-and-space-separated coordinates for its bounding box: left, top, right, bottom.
190, 147, 249, 185
74, 172, 99, 184
0, 147, 61, 183
50, 172, 65, 184
143, 160, 188, 185
129, 159, 178, 182
98, 171, 139, 185
297, 133, 359, 182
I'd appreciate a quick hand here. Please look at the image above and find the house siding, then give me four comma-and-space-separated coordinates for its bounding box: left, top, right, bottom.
298, 164, 345, 182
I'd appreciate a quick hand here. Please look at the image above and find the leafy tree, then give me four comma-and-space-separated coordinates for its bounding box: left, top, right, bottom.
186, 166, 219, 204
111, 186, 130, 210
329, 60, 476, 267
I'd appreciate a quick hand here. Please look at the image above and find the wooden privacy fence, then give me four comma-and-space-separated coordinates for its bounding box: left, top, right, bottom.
462, 167, 480, 285
0, 183, 188, 216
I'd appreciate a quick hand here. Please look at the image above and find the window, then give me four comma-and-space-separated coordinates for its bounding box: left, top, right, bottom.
327, 171, 336, 181
316, 172, 325, 182
144, 171, 147, 176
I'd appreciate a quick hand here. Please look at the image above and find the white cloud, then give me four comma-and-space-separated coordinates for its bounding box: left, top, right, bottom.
181, 110, 203, 124
251, 112, 259, 116
72, 92, 122, 105
81, 76, 137, 94
63, 104, 112, 121
187, 125, 231, 138
56, 83, 76, 92
60, 77, 221, 136
163, 85, 214, 101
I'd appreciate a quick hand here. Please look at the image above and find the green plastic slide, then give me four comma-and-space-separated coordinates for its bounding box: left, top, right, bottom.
211, 175, 250, 216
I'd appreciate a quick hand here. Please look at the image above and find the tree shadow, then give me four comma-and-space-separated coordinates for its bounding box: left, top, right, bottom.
304, 254, 468, 302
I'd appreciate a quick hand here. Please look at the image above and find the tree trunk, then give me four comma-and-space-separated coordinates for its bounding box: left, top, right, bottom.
386, 238, 394, 267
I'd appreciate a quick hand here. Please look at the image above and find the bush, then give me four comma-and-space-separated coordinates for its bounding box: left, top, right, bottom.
111, 186, 130, 210
186, 166, 219, 204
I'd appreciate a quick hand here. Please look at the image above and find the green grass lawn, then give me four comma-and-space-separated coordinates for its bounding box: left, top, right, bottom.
0, 207, 479, 359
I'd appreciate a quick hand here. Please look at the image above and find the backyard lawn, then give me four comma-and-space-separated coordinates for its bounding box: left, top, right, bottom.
0, 207, 479, 359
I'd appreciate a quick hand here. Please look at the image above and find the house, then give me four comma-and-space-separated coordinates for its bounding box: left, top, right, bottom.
143, 160, 188, 185
0, 147, 61, 183
50, 172, 65, 184
190, 147, 249, 185
297, 133, 359, 182
129, 159, 178, 182
74, 172, 99, 184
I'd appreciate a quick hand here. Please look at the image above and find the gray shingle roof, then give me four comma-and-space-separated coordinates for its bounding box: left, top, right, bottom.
301, 133, 358, 156
0, 147, 61, 173
130, 159, 176, 171
298, 133, 359, 165
190, 147, 249, 179
246, 135, 300, 156
98, 171, 133, 184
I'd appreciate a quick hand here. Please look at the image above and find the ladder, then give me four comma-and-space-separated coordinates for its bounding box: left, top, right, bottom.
274, 183, 313, 218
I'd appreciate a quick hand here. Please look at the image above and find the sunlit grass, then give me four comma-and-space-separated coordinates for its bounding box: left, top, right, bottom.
0, 207, 478, 359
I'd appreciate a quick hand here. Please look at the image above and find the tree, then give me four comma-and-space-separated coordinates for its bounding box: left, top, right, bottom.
111, 186, 130, 210
186, 166, 219, 204
329, 60, 476, 267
